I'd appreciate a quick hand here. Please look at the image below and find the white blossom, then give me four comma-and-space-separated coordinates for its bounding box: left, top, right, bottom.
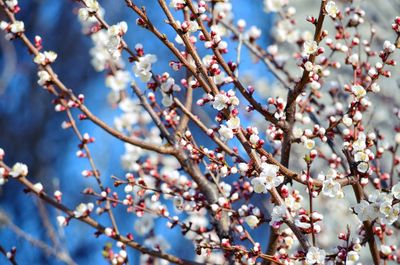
161, 77, 180, 93
105, 22, 127, 59
371, 82, 380, 93
379, 201, 399, 225
34, 51, 57, 65
381, 245, 392, 256
392, 182, 400, 199
78, 8, 90, 21
295, 218, 311, 229
213, 2, 233, 23
226, 117, 240, 129
260, 163, 283, 189
218, 125, 234, 140
83, 0, 99, 13
383, 40, 396, 53
5, 0, 18, 9
249, 134, 259, 145
212, 93, 229, 110
133, 54, 157, 82
322, 178, 342, 198
245, 215, 259, 229
56, 216, 67, 227
396, 133, 400, 144
32, 182, 43, 193
357, 161, 369, 173
351, 85, 366, 99
251, 177, 267, 193
346, 251, 359, 264
238, 163, 249, 174
169, 0, 185, 9
368, 67, 378, 78
354, 191, 391, 223
352, 133, 366, 152
9, 162, 28, 178
252, 163, 282, 193
105, 70, 130, 92
354, 200, 375, 222
285, 195, 302, 211
304, 61, 314, 72
260, 163, 279, 178
245, 26, 262, 40
106, 36, 122, 59
104, 227, 113, 237
161, 93, 173, 107
74, 202, 94, 218
303, 40, 318, 55
88, 31, 114, 71
0, 168, 7, 186
292, 127, 303, 138
108, 21, 128, 36
37, 70, 51, 86
181, 20, 198, 33
304, 139, 315, 150
305, 247, 326, 265
33, 53, 46, 65
348, 53, 359, 66
121, 144, 145, 171
354, 151, 368, 163
227, 93, 239, 106
342, 115, 353, 127
134, 214, 155, 236
310, 81, 321, 90
10, 21, 24, 33
0, 21, 8, 31
263, 0, 288, 13
325, 1, 339, 18
270, 205, 287, 225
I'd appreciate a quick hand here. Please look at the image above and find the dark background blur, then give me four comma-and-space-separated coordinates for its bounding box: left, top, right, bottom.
0, 0, 274, 264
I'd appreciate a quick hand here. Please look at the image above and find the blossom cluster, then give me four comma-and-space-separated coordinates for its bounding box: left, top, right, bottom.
2, 0, 400, 264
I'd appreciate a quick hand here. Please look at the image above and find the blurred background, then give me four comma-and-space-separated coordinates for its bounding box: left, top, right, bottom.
0, 1, 275, 264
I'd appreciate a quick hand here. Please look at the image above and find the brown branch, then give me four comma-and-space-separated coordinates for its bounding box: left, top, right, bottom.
131, 84, 175, 144
174, 97, 245, 161
0, 1, 173, 155
200, 243, 285, 265
219, 20, 292, 89
281, 0, 328, 169
256, 148, 356, 188
184, 0, 287, 130
158, 0, 219, 95
0, 244, 17, 265
35, 200, 65, 254
124, 0, 215, 95
65, 104, 122, 238
0, 210, 77, 265
176, 11, 194, 137
269, 2, 328, 256
286, 0, 327, 108
141, 5, 311, 248
234, 131, 311, 251
5, 0, 230, 248
343, 150, 380, 265
122, 0, 235, 242
0, 161, 201, 265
